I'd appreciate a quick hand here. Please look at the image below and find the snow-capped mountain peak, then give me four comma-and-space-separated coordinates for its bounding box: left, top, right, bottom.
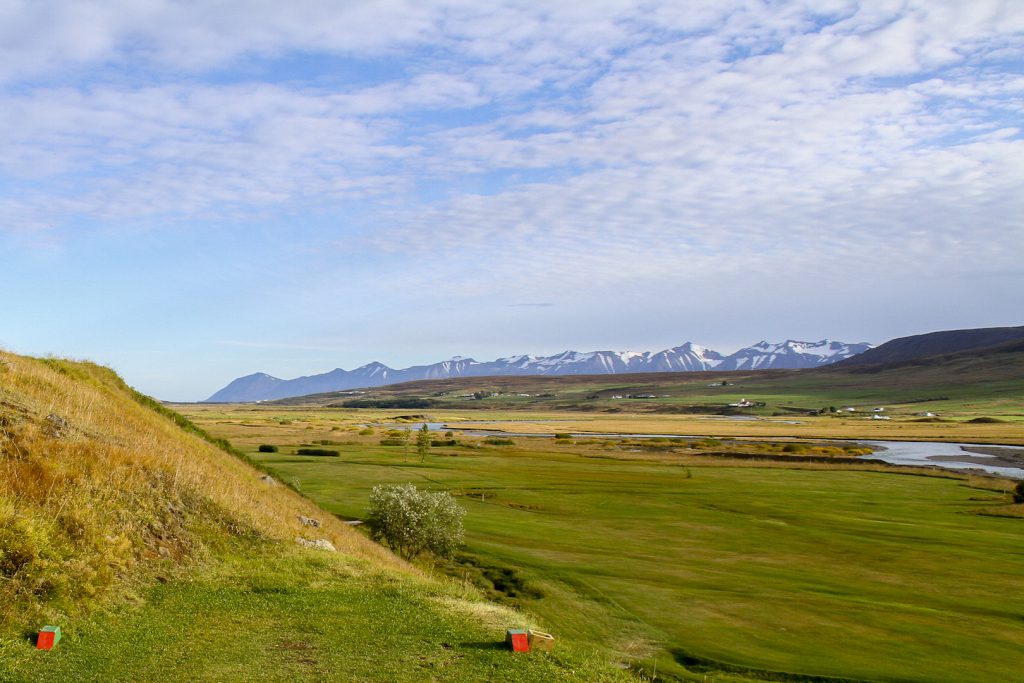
205, 338, 872, 402
716, 339, 872, 371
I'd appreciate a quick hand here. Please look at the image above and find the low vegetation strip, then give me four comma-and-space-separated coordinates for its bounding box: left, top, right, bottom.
296, 448, 339, 456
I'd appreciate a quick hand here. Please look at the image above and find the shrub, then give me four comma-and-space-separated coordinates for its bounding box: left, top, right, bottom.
257, 444, 278, 453
379, 438, 406, 446
366, 484, 465, 560
554, 433, 572, 439
483, 438, 514, 446
295, 448, 338, 456
1013, 482, 1024, 504
341, 399, 436, 409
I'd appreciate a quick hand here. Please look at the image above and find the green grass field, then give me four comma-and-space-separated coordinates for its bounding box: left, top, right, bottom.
0, 353, 639, 683
180, 406, 1024, 682
0, 537, 633, 683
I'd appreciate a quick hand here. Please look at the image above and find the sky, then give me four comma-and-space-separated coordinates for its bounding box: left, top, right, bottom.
1, 0, 1022, 401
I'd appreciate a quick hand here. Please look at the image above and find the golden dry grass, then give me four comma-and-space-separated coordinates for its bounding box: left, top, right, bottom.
432, 412, 1024, 443
176, 404, 1024, 445
0, 351, 402, 630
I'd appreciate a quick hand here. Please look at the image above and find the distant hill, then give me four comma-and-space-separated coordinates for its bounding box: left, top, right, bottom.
205, 338, 871, 402
834, 326, 1024, 368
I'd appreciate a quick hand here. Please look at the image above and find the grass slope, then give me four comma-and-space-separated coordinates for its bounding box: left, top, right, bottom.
0, 352, 632, 682
182, 406, 1024, 682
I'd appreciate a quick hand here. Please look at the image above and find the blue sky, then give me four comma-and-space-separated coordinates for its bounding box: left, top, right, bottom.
1, 1, 1022, 401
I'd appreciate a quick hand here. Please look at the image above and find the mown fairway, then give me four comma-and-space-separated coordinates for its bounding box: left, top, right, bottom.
0, 541, 632, 683
184, 407, 1024, 682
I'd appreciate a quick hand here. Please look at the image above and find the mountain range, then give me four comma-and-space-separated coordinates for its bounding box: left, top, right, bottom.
206, 339, 872, 402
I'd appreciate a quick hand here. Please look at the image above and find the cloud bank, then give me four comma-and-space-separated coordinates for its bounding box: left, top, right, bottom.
1, 1, 1021, 398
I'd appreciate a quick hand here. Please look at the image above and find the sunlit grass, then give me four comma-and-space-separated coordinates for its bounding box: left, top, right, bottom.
183, 404, 1024, 682
0, 352, 400, 632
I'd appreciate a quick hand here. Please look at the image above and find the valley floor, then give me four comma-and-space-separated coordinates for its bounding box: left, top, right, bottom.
180, 405, 1024, 682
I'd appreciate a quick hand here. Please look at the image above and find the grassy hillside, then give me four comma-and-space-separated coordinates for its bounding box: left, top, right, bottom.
0, 352, 633, 682
182, 405, 1024, 682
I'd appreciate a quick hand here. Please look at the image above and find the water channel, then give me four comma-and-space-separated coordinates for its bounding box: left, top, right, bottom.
379, 421, 1024, 479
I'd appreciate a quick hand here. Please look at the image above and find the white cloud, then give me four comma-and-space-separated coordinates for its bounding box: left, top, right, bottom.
1, 1, 1022, 389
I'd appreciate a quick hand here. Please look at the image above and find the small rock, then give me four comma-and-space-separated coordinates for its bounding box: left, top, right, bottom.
295, 537, 336, 552
259, 475, 277, 486
297, 515, 321, 528
44, 413, 70, 438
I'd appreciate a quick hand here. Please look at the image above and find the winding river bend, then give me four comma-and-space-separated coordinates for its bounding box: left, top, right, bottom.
387, 421, 1024, 479
859, 440, 1024, 479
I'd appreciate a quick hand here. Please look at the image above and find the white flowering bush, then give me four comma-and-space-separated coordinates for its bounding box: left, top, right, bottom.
366, 484, 465, 560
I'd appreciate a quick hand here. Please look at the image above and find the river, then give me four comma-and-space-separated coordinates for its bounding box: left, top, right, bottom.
378, 422, 1024, 479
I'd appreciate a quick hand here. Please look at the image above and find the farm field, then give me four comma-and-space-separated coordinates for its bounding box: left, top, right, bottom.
181, 404, 1024, 682
183, 404, 1024, 445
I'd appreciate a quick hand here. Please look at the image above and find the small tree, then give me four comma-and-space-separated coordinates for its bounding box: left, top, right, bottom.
1013, 481, 1024, 504
366, 484, 465, 560
416, 423, 431, 461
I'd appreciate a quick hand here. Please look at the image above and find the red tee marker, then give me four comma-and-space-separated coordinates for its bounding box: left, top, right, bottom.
505, 629, 530, 652
37, 626, 61, 650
